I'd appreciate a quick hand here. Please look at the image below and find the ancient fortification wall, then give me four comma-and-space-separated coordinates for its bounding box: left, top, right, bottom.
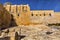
3, 4, 60, 25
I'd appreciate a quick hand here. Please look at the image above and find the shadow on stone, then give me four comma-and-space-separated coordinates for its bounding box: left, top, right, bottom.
9, 14, 18, 27
18, 35, 26, 40
20, 35, 26, 39
46, 31, 53, 35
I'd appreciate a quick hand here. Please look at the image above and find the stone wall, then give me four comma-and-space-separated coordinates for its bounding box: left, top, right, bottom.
0, 4, 11, 29
4, 4, 60, 25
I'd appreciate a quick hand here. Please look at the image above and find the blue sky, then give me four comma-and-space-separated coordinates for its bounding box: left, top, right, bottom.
0, 0, 60, 12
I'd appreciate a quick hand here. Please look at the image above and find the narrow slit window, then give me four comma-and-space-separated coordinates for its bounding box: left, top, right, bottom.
44, 12, 45, 16
49, 13, 51, 16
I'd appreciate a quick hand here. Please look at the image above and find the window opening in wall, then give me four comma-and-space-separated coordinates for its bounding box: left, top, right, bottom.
49, 13, 51, 16
44, 13, 45, 16
31, 14, 33, 16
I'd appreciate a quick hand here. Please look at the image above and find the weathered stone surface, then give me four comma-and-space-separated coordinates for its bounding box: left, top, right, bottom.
19, 25, 60, 40
0, 4, 11, 28
4, 4, 60, 26
0, 25, 60, 40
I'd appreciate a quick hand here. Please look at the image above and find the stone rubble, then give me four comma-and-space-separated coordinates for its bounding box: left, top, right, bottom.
0, 25, 60, 40
19, 25, 60, 40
